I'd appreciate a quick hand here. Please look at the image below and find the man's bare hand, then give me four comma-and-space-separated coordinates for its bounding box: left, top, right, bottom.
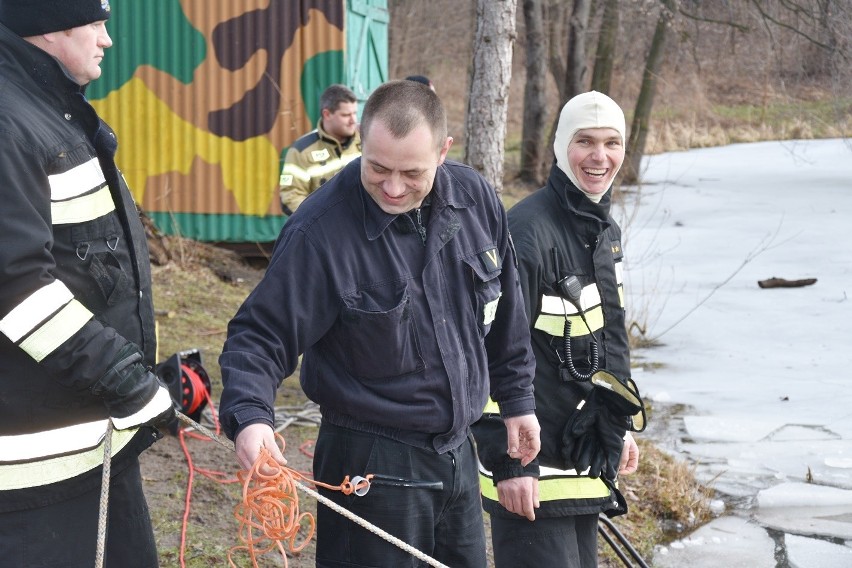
504, 414, 541, 467
496, 476, 540, 521
234, 423, 287, 473
618, 432, 639, 475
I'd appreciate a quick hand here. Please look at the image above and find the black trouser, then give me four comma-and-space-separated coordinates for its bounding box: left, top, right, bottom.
490, 512, 598, 568
0, 458, 158, 568
313, 422, 487, 567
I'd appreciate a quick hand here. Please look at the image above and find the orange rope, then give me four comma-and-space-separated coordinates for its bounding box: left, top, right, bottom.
177, 390, 239, 568
173, 384, 368, 567
227, 434, 371, 567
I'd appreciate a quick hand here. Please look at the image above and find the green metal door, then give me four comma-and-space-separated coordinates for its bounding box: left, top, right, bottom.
347, 0, 389, 110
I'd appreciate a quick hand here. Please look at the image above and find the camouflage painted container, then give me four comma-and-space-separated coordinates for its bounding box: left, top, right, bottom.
88, 0, 388, 244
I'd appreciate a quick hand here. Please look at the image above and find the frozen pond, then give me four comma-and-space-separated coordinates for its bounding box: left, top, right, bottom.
622, 139, 852, 567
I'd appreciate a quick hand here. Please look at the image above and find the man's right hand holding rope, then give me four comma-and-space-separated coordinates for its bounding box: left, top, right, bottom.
235, 422, 288, 473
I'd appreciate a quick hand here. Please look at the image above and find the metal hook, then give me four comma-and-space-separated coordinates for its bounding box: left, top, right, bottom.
76, 242, 90, 261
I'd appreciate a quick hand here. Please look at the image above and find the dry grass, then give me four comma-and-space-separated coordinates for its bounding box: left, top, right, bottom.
598, 438, 715, 567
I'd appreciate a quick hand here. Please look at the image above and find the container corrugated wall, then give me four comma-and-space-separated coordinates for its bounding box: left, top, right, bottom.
88, 0, 348, 243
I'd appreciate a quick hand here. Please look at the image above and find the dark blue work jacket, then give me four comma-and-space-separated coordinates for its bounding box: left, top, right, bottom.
219, 158, 535, 453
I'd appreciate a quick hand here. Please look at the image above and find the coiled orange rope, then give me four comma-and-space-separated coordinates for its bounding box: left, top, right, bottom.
227, 434, 371, 567
176, 411, 449, 568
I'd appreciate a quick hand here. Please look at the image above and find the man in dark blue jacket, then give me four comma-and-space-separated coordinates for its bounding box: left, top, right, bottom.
219, 79, 540, 567
0, 1, 173, 566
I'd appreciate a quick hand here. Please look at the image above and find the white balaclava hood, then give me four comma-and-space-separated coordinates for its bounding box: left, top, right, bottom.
553, 91, 626, 203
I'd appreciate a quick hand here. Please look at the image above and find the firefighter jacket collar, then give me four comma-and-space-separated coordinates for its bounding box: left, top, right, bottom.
361, 159, 477, 241
0, 21, 86, 102
316, 118, 358, 153
547, 162, 612, 231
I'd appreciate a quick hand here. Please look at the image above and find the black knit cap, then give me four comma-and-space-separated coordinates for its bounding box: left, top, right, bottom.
0, 0, 111, 37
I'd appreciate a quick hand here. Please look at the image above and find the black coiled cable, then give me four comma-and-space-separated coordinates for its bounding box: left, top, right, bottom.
561, 308, 599, 381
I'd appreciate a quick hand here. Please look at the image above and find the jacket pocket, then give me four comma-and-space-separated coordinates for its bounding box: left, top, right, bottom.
463, 252, 503, 336
338, 281, 425, 380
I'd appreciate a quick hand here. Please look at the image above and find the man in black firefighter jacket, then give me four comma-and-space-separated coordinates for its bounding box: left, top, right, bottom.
0, 1, 173, 566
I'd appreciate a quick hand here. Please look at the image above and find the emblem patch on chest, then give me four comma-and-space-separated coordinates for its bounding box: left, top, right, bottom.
479, 248, 500, 272
311, 149, 331, 162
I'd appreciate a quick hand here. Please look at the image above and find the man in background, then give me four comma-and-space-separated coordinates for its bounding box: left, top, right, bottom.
0, 1, 173, 566
279, 83, 361, 214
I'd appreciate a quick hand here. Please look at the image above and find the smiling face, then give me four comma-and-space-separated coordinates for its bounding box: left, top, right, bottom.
360, 118, 452, 215
38, 21, 112, 85
566, 127, 625, 196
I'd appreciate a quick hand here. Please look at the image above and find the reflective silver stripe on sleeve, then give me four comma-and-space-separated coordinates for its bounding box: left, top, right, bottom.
51, 185, 115, 225
0, 280, 74, 342
18, 299, 93, 362
48, 157, 106, 200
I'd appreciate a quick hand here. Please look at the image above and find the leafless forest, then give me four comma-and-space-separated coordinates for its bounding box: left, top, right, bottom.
389, 0, 850, 186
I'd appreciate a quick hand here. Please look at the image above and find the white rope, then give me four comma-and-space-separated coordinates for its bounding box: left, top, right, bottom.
175, 411, 450, 568
95, 419, 113, 568
273, 401, 322, 430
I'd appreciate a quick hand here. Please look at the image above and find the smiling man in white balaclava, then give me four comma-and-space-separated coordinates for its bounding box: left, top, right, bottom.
553, 90, 627, 203
472, 91, 642, 568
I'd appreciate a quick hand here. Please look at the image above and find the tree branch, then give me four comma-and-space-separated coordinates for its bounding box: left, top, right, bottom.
677, 8, 751, 33
747, 0, 836, 51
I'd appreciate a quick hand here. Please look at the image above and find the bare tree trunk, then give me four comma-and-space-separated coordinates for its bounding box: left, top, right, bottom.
539, 0, 592, 180
519, 0, 549, 184
565, 0, 592, 98
622, 0, 675, 185
464, 0, 518, 194
591, 0, 620, 93
545, 0, 569, 94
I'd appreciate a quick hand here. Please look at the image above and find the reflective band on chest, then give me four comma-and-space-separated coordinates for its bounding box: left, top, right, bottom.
48, 157, 106, 201
51, 185, 115, 225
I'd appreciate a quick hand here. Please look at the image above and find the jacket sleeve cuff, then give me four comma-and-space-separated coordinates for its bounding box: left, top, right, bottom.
497, 396, 536, 419
226, 406, 274, 441
491, 458, 540, 484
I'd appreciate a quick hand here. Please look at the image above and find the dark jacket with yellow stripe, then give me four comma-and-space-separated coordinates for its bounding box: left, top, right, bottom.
0, 24, 156, 507
472, 163, 628, 517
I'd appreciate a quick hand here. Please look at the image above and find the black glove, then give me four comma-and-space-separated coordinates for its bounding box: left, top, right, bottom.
594, 404, 630, 481
90, 343, 175, 430
561, 391, 602, 473
562, 391, 628, 480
